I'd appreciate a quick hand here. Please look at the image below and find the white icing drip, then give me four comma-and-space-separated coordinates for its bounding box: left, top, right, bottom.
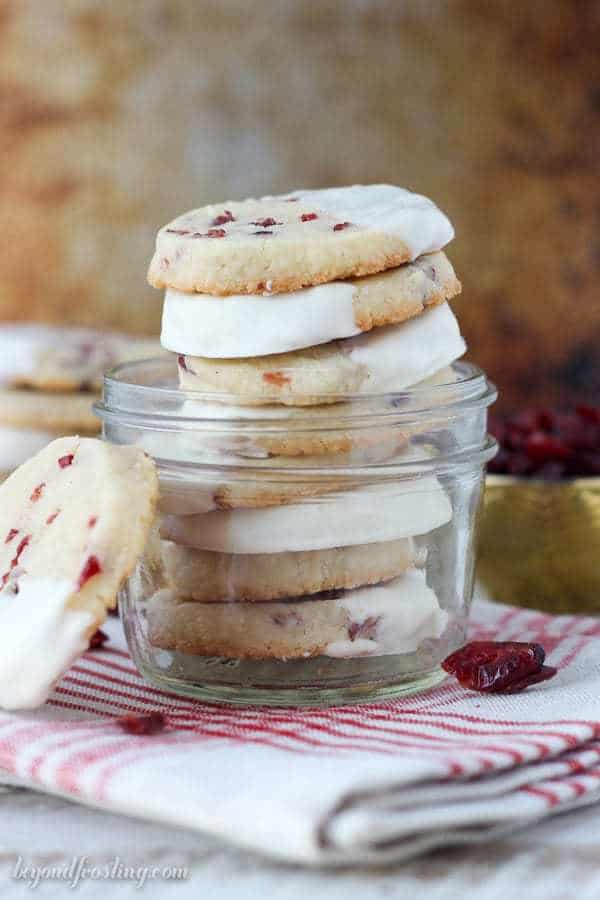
0, 575, 94, 710
0, 426, 55, 473
160, 478, 452, 553
161, 283, 360, 358
176, 303, 465, 401
343, 303, 466, 392
0, 323, 158, 384
286, 184, 454, 257
325, 568, 447, 657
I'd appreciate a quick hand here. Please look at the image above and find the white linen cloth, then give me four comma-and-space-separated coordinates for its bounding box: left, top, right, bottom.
1, 598, 599, 866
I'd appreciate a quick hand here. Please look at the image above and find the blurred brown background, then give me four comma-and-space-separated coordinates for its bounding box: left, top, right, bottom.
1, 0, 599, 411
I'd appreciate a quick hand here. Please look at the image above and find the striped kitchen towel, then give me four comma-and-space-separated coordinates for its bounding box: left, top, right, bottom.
1, 598, 600, 866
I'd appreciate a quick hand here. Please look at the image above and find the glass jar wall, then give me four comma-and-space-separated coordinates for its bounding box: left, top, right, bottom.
96, 357, 496, 706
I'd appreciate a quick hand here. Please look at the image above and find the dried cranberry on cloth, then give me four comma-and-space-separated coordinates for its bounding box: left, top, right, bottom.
0, 598, 599, 867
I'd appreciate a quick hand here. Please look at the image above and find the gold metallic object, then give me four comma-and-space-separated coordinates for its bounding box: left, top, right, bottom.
478, 475, 600, 614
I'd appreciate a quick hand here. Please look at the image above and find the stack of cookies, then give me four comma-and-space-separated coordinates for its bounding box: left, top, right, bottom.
145, 185, 466, 660
0, 325, 159, 481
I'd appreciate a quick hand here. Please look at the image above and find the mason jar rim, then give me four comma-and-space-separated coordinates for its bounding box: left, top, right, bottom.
96, 356, 497, 428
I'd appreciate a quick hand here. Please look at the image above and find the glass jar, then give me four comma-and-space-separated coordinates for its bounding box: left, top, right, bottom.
96, 357, 496, 706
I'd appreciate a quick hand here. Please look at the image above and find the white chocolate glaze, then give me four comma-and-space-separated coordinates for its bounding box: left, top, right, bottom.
326, 568, 447, 657
162, 282, 360, 357
160, 477, 452, 553
285, 184, 454, 257
0, 575, 94, 710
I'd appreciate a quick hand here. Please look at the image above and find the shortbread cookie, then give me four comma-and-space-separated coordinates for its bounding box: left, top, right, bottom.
162, 252, 460, 357
169, 396, 411, 458
178, 303, 465, 405
0, 324, 160, 393
161, 476, 452, 553
148, 184, 454, 295
0, 436, 158, 709
146, 569, 447, 659
0, 389, 100, 434
160, 538, 420, 601
161, 365, 458, 461
154, 432, 411, 513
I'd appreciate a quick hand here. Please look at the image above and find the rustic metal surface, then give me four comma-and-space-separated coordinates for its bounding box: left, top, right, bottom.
478, 475, 600, 613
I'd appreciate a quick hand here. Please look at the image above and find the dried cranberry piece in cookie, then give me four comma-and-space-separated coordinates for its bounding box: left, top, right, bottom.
148, 185, 455, 295
211, 210, 235, 226
251, 218, 281, 227
442, 641, 554, 693
0, 436, 158, 710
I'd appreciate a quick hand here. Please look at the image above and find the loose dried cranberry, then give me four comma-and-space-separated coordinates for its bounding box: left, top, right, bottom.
537, 409, 557, 431
487, 447, 511, 474
117, 712, 166, 735
504, 426, 525, 451
58, 454, 74, 469
4, 529, 18, 544
442, 641, 555, 693
488, 404, 600, 479
78, 555, 102, 589
575, 451, 600, 475
30, 483, 45, 502
505, 452, 533, 476
46, 511, 60, 525
211, 210, 235, 226
251, 218, 281, 227
300, 213, 318, 222
501, 665, 557, 693
536, 461, 566, 481
88, 516, 98, 528
333, 222, 352, 231
177, 354, 188, 372
576, 404, 600, 425
524, 432, 572, 464
262, 371, 291, 387
88, 628, 108, 650
510, 410, 543, 433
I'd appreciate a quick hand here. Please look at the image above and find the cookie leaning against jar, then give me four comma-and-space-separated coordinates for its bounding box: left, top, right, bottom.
0, 436, 158, 710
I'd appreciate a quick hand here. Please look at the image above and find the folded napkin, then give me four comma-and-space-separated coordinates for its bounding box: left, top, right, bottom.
1, 598, 599, 866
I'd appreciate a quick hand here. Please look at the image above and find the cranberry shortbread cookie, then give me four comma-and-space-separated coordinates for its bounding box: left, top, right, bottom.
148, 184, 454, 295
178, 302, 465, 406
159, 537, 420, 602
162, 251, 460, 358
0, 388, 100, 434
0, 437, 158, 709
0, 324, 160, 393
146, 569, 447, 659
160, 476, 452, 554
